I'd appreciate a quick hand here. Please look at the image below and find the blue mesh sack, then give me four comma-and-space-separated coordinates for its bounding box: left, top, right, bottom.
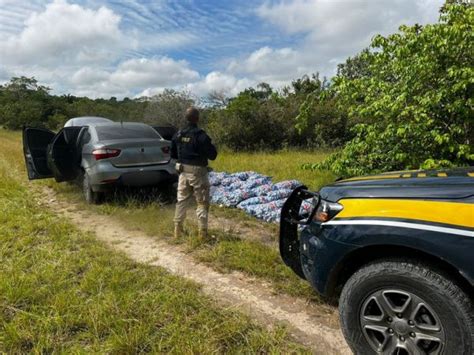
220, 176, 243, 187
237, 195, 269, 209
272, 180, 302, 191
265, 188, 294, 201
250, 184, 273, 196
209, 170, 307, 224
209, 172, 229, 186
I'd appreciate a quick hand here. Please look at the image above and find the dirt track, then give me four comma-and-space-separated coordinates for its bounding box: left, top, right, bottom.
40, 186, 350, 354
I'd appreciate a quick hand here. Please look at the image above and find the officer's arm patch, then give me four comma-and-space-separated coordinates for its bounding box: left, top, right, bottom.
181, 137, 191, 143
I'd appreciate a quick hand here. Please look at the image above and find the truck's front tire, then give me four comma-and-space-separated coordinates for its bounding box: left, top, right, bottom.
339, 260, 473, 354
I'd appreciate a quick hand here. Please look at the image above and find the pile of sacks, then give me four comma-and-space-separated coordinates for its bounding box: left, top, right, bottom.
209, 171, 313, 223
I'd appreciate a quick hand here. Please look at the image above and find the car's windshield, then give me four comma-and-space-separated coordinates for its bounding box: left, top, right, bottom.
95, 125, 160, 140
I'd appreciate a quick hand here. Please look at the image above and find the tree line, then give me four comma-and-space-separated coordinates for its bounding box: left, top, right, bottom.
0, 79, 192, 131
0, 2, 471, 177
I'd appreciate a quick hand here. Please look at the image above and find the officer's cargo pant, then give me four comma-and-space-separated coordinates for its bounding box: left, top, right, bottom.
173, 164, 210, 231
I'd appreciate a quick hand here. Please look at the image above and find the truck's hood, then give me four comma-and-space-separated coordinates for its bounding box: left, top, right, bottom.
320, 167, 474, 201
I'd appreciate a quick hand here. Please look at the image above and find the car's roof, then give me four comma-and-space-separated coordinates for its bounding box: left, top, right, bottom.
64, 116, 113, 127
90, 122, 152, 128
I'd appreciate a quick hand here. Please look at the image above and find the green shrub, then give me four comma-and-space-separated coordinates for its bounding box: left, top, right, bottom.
302, 3, 473, 177
208, 89, 287, 151
208, 78, 348, 151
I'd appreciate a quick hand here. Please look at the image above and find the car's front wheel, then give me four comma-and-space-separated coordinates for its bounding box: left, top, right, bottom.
339, 260, 473, 355
82, 172, 103, 204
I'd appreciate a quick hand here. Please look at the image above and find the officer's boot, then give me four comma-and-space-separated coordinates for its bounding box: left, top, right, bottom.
198, 228, 208, 241
197, 203, 209, 241
174, 223, 184, 239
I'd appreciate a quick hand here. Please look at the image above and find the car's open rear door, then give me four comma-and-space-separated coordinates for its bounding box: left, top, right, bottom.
23, 127, 55, 180
48, 127, 84, 182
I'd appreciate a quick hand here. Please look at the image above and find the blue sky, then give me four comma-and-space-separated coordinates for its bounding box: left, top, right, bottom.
101, 0, 294, 72
0, 0, 443, 98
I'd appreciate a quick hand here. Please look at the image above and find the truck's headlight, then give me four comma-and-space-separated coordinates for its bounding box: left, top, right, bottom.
313, 199, 343, 222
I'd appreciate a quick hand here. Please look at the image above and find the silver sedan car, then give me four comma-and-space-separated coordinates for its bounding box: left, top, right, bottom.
23, 117, 177, 203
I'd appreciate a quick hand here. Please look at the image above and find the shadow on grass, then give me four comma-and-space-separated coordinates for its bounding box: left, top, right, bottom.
54, 180, 176, 207
106, 184, 177, 206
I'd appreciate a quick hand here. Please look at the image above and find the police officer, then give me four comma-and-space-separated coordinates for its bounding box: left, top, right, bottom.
171, 107, 217, 240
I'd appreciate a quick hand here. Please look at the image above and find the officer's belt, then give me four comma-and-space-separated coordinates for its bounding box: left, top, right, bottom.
181, 164, 208, 174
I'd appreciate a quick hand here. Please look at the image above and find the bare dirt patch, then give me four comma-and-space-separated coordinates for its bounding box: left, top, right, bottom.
39, 186, 350, 354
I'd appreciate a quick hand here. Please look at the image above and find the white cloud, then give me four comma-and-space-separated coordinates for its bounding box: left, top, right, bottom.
0, 0, 123, 66
71, 67, 110, 86
0, 0, 198, 98
134, 31, 197, 51
0, 0, 445, 98
255, 0, 444, 77
257, 0, 442, 40
110, 57, 199, 88
69, 57, 199, 98
135, 87, 166, 98
0, 66, 11, 82
185, 71, 254, 97
0, 1, 44, 40
201, 0, 444, 93
71, 81, 125, 99
135, 71, 254, 99
211, 0, 444, 95
227, 46, 315, 84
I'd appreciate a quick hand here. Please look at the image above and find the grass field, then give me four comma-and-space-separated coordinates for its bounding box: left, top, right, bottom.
0, 129, 307, 352
0, 129, 330, 300
1, 129, 335, 299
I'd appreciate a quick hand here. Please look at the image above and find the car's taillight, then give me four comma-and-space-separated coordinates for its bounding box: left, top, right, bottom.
92, 148, 121, 160
313, 200, 343, 222
161, 146, 170, 154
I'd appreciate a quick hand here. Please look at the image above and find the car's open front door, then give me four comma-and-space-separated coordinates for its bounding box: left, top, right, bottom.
23, 127, 55, 180
48, 127, 84, 182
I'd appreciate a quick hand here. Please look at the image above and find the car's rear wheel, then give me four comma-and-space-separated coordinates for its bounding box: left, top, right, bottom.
82, 172, 103, 204
339, 260, 473, 355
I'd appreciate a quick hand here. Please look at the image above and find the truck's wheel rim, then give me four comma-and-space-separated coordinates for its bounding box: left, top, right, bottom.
360, 289, 445, 355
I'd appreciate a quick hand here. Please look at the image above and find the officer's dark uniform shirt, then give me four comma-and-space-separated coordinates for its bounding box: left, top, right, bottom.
171, 123, 217, 167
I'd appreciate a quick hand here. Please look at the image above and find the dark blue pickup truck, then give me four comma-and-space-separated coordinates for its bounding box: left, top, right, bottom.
280, 168, 474, 355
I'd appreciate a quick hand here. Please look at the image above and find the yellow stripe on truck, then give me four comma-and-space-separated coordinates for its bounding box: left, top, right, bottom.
336, 199, 474, 229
